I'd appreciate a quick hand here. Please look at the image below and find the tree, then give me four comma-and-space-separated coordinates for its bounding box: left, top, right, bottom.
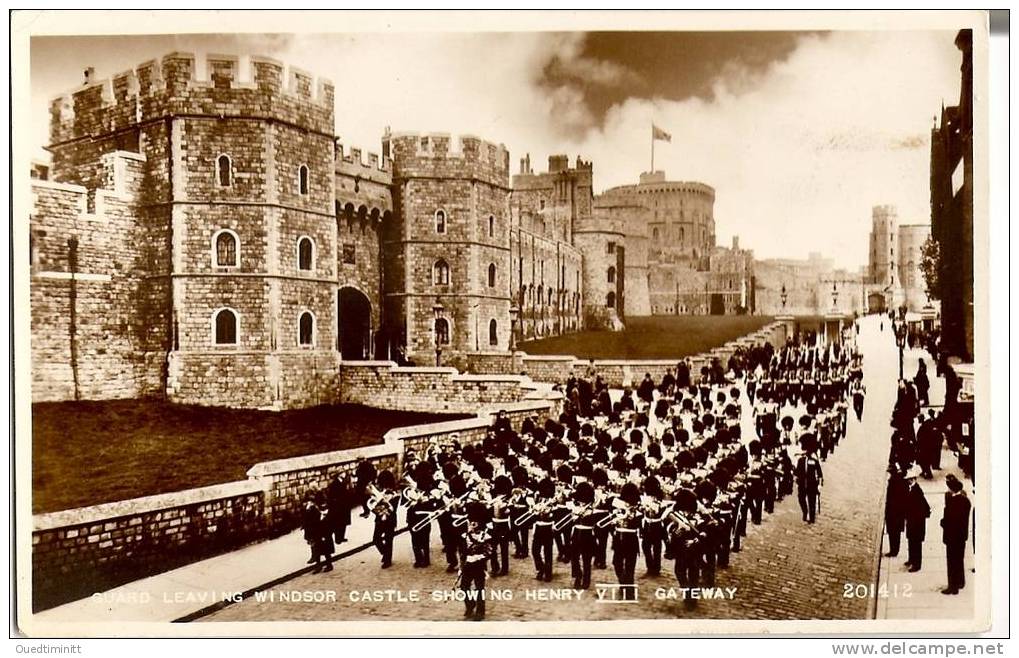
919, 236, 941, 301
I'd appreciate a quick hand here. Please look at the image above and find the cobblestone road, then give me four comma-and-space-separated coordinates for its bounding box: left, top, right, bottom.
204, 317, 897, 622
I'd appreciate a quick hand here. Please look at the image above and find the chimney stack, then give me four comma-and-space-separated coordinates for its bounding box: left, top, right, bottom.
84, 67, 96, 85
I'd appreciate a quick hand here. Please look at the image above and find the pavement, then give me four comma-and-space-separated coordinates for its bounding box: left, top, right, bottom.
30, 315, 975, 625
874, 344, 977, 620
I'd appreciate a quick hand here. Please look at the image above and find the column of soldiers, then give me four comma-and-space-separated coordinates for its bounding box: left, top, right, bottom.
322, 333, 862, 620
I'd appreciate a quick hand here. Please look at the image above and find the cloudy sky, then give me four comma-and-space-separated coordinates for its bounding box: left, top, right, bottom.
30, 30, 962, 268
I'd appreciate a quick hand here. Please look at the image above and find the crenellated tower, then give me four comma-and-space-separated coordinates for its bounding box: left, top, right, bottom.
43, 52, 339, 409
382, 132, 512, 366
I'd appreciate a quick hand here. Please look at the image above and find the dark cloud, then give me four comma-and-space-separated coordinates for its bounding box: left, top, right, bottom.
536, 31, 822, 127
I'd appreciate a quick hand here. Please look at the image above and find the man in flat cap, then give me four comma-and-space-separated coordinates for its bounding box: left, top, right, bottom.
940, 474, 971, 594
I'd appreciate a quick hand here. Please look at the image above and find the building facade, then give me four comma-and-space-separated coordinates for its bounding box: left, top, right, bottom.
930, 29, 974, 362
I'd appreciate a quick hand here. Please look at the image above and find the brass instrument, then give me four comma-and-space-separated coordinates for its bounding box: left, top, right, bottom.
366, 483, 400, 520
595, 497, 635, 529
553, 500, 596, 532
410, 489, 470, 533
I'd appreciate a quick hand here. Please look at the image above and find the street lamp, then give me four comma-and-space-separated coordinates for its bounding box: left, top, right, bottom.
894, 318, 907, 380
831, 281, 839, 310
780, 283, 788, 310
509, 304, 519, 353
432, 296, 445, 367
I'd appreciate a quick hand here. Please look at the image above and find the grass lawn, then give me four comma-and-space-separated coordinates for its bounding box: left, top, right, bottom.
518, 315, 776, 360
31, 399, 467, 514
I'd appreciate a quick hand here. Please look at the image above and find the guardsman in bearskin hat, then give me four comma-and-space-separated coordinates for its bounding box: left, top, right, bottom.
459, 501, 495, 621
531, 477, 557, 582
612, 482, 642, 600
639, 475, 668, 576
668, 487, 704, 609
795, 434, 824, 524
509, 465, 533, 559
489, 475, 513, 576
568, 481, 598, 589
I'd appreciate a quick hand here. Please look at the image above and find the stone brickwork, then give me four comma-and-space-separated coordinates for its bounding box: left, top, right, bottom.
509, 155, 588, 340
383, 132, 514, 367
31, 399, 553, 611
337, 361, 540, 413
30, 152, 168, 402
32, 480, 266, 611
33, 49, 770, 410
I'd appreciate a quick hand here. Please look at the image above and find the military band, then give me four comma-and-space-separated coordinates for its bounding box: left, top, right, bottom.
306, 331, 863, 619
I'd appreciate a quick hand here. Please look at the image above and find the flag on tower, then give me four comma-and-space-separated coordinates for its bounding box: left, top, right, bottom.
652, 124, 672, 142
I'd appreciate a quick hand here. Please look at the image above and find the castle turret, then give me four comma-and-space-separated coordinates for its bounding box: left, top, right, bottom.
382, 132, 512, 366
42, 52, 339, 409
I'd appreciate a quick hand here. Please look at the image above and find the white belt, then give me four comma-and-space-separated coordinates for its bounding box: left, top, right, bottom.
614, 528, 638, 534
492, 518, 511, 524
533, 521, 553, 526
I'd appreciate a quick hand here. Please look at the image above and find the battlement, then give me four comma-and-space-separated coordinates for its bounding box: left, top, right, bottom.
49, 52, 335, 145
335, 141, 392, 183
512, 154, 594, 191
872, 204, 898, 220
602, 180, 715, 201
385, 132, 510, 187
386, 132, 509, 165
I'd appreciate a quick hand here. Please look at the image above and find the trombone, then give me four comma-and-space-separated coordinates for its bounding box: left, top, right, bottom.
552, 501, 596, 532
410, 490, 470, 533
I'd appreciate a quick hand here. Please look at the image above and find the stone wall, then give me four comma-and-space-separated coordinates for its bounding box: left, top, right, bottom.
31, 399, 554, 612
337, 361, 540, 413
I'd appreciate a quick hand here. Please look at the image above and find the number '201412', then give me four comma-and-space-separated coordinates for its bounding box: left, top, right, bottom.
842, 583, 913, 598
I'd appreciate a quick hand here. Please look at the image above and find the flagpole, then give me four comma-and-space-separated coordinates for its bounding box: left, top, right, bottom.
650, 124, 655, 172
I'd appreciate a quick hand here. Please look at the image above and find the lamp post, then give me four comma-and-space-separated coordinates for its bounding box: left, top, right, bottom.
432, 296, 445, 367
509, 304, 519, 353
780, 283, 788, 310
831, 281, 839, 310
894, 318, 907, 380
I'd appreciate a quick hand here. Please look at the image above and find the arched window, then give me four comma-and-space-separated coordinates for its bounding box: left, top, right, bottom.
213, 308, 239, 345
536, 285, 543, 306
489, 319, 498, 346
298, 164, 310, 195
548, 288, 553, 305
652, 227, 660, 240
298, 236, 315, 271
487, 263, 496, 288
434, 317, 450, 345
435, 209, 447, 234
298, 311, 315, 346
607, 266, 616, 284
216, 154, 232, 188
212, 229, 239, 267
433, 259, 450, 285
606, 291, 616, 308
488, 215, 495, 238
680, 227, 685, 242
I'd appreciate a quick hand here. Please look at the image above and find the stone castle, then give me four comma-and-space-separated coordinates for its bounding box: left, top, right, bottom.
30, 52, 749, 410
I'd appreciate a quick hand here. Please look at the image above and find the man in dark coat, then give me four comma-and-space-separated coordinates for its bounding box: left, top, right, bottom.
676, 360, 691, 389
794, 441, 824, 524
914, 360, 931, 407
326, 475, 352, 544
637, 373, 655, 404
916, 412, 943, 479
940, 474, 972, 594
903, 467, 931, 572
883, 466, 909, 557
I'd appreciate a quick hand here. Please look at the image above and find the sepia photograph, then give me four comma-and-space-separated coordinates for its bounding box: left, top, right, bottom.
10, 9, 1000, 641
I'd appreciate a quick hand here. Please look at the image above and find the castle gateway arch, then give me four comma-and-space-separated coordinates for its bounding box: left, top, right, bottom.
337, 286, 372, 360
